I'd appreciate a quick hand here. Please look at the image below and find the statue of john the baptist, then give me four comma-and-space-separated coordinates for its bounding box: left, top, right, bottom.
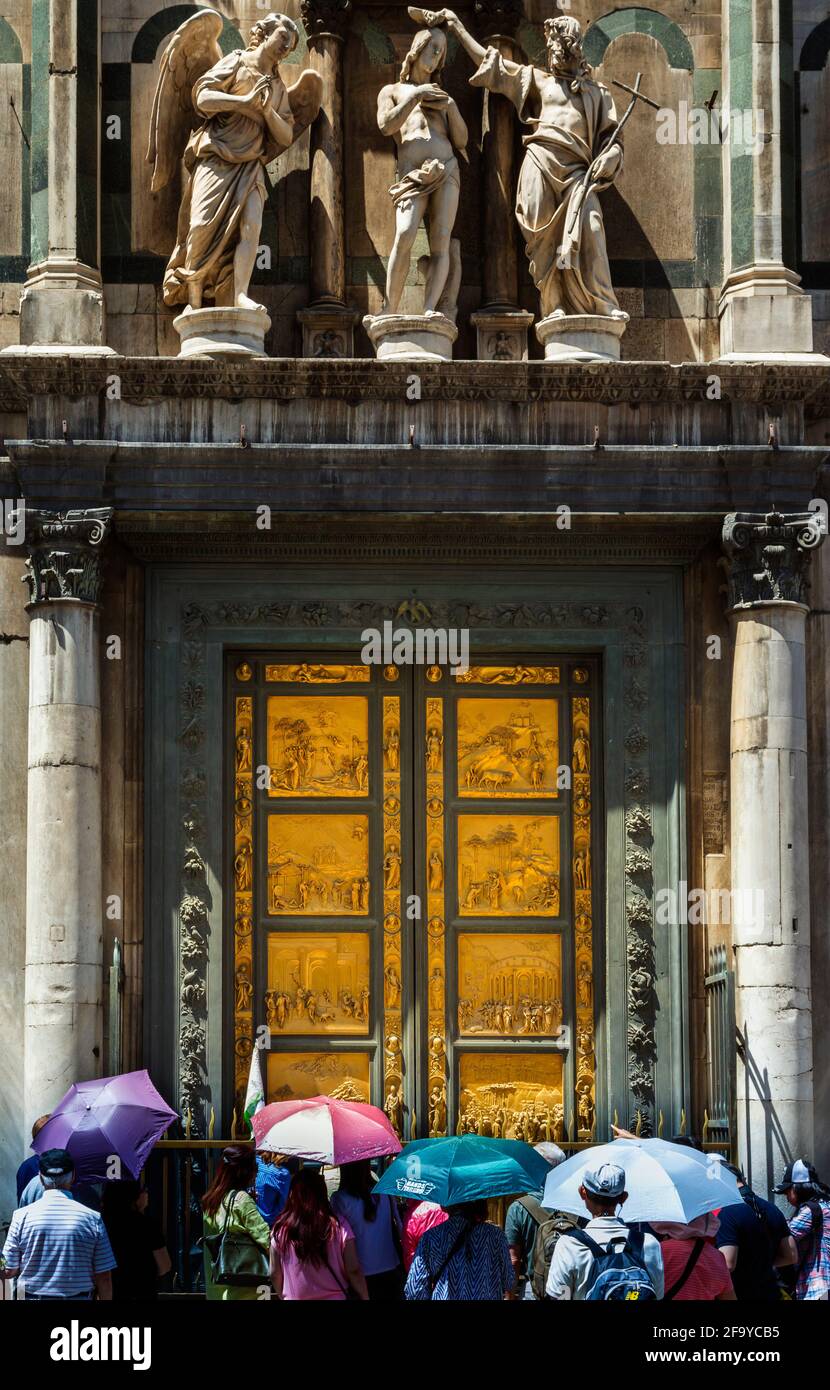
424, 11, 627, 323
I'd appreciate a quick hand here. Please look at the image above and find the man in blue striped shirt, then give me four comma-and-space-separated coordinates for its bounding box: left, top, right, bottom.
1, 1149, 116, 1300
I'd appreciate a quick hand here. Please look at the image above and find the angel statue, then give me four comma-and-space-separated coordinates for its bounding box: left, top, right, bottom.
423, 11, 628, 324
147, 9, 322, 316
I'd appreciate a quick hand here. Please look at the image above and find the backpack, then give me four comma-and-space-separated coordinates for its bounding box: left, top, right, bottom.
518, 1195, 578, 1300
569, 1228, 657, 1301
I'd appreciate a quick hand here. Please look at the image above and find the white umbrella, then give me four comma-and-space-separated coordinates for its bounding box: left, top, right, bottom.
542, 1139, 742, 1224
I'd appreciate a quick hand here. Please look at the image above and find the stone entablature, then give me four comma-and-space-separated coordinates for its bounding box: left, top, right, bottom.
2, 357, 830, 413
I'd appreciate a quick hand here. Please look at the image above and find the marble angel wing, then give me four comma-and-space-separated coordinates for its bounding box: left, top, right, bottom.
285, 69, 323, 140
146, 7, 224, 193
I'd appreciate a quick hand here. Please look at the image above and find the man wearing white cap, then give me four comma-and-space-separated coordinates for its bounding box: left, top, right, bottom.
545, 1161, 663, 1300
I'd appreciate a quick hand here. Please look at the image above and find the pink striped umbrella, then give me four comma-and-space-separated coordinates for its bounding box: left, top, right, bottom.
252, 1096, 402, 1165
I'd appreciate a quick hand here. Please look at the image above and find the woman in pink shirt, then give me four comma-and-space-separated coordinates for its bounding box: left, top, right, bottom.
270, 1168, 368, 1301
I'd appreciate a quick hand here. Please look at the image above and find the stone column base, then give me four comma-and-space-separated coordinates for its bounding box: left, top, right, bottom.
363, 312, 457, 362
173, 306, 271, 359
297, 303, 359, 358
536, 312, 628, 362
4, 259, 117, 354
470, 308, 534, 361
718, 265, 828, 360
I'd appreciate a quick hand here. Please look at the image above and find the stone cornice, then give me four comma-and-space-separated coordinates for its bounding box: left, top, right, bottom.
721, 510, 826, 609
1, 357, 830, 411
23, 506, 113, 606
5, 440, 826, 518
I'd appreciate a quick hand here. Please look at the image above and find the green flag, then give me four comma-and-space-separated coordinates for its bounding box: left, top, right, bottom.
244, 1045, 265, 1129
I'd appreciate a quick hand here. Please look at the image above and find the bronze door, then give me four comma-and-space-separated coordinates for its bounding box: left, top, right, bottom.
229, 655, 599, 1143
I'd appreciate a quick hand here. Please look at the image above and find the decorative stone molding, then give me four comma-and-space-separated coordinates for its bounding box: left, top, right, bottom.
721, 510, 825, 610
300, 0, 352, 42
2, 358, 830, 411
622, 602, 657, 1129
23, 507, 112, 606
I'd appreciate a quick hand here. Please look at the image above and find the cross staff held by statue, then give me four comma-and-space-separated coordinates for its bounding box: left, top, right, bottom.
558, 72, 660, 268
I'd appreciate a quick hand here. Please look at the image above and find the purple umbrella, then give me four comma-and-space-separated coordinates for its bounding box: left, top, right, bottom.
32, 1070, 177, 1182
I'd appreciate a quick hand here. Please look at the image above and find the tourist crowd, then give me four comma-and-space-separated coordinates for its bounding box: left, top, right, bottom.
2, 1118, 829, 1303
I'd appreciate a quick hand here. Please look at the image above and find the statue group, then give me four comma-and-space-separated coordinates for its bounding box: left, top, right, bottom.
149, 7, 636, 361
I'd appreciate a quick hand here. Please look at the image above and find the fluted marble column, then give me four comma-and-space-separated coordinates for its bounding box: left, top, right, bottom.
470, 0, 532, 360
297, 0, 358, 357
722, 511, 824, 1196
23, 508, 112, 1128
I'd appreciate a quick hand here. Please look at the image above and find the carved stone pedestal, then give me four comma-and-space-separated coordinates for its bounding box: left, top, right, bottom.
471, 308, 534, 361
298, 303, 359, 357
536, 312, 628, 362
173, 306, 271, 359
363, 312, 457, 362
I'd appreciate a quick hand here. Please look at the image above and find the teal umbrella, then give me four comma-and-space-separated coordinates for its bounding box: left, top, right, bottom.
374, 1134, 550, 1206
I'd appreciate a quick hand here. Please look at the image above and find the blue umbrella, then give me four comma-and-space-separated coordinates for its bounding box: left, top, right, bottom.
374, 1134, 550, 1206
542, 1138, 742, 1223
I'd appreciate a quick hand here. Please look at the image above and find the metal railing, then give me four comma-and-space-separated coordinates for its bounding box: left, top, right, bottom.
704, 944, 736, 1153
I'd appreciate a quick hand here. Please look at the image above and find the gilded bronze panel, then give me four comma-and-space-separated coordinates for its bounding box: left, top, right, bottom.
265, 932, 370, 1035
425, 694, 448, 1137
457, 933, 563, 1037
267, 695, 369, 797
382, 694, 404, 1137
455, 666, 560, 685
457, 697, 559, 798
265, 663, 369, 682
267, 1051, 371, 1104
458, 1052, 565, 1140
457, 814, 560, 916
267, 814, 370, 915
233, 695, 254, 1110
572, 692, 596, 1138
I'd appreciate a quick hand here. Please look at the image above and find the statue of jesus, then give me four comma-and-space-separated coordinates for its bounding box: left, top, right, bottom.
428, 11, 626, 322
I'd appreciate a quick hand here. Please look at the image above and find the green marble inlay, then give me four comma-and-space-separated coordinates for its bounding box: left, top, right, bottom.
101, 64, 130, 260
728, 0, 754, 267
76, 0, 99, 270
584, 8, 694, 72
0, 15, 23, 62
132, 5, 242, 63
29, 0, 49, 265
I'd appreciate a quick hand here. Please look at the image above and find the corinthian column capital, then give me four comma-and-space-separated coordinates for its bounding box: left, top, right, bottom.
721, 510, 825, 611
300, 0, 353, 42
24, 507, 113, 607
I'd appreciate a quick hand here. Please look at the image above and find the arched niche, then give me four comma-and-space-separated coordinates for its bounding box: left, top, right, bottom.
798, 19, 830, 263
587, 11, 696, 264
